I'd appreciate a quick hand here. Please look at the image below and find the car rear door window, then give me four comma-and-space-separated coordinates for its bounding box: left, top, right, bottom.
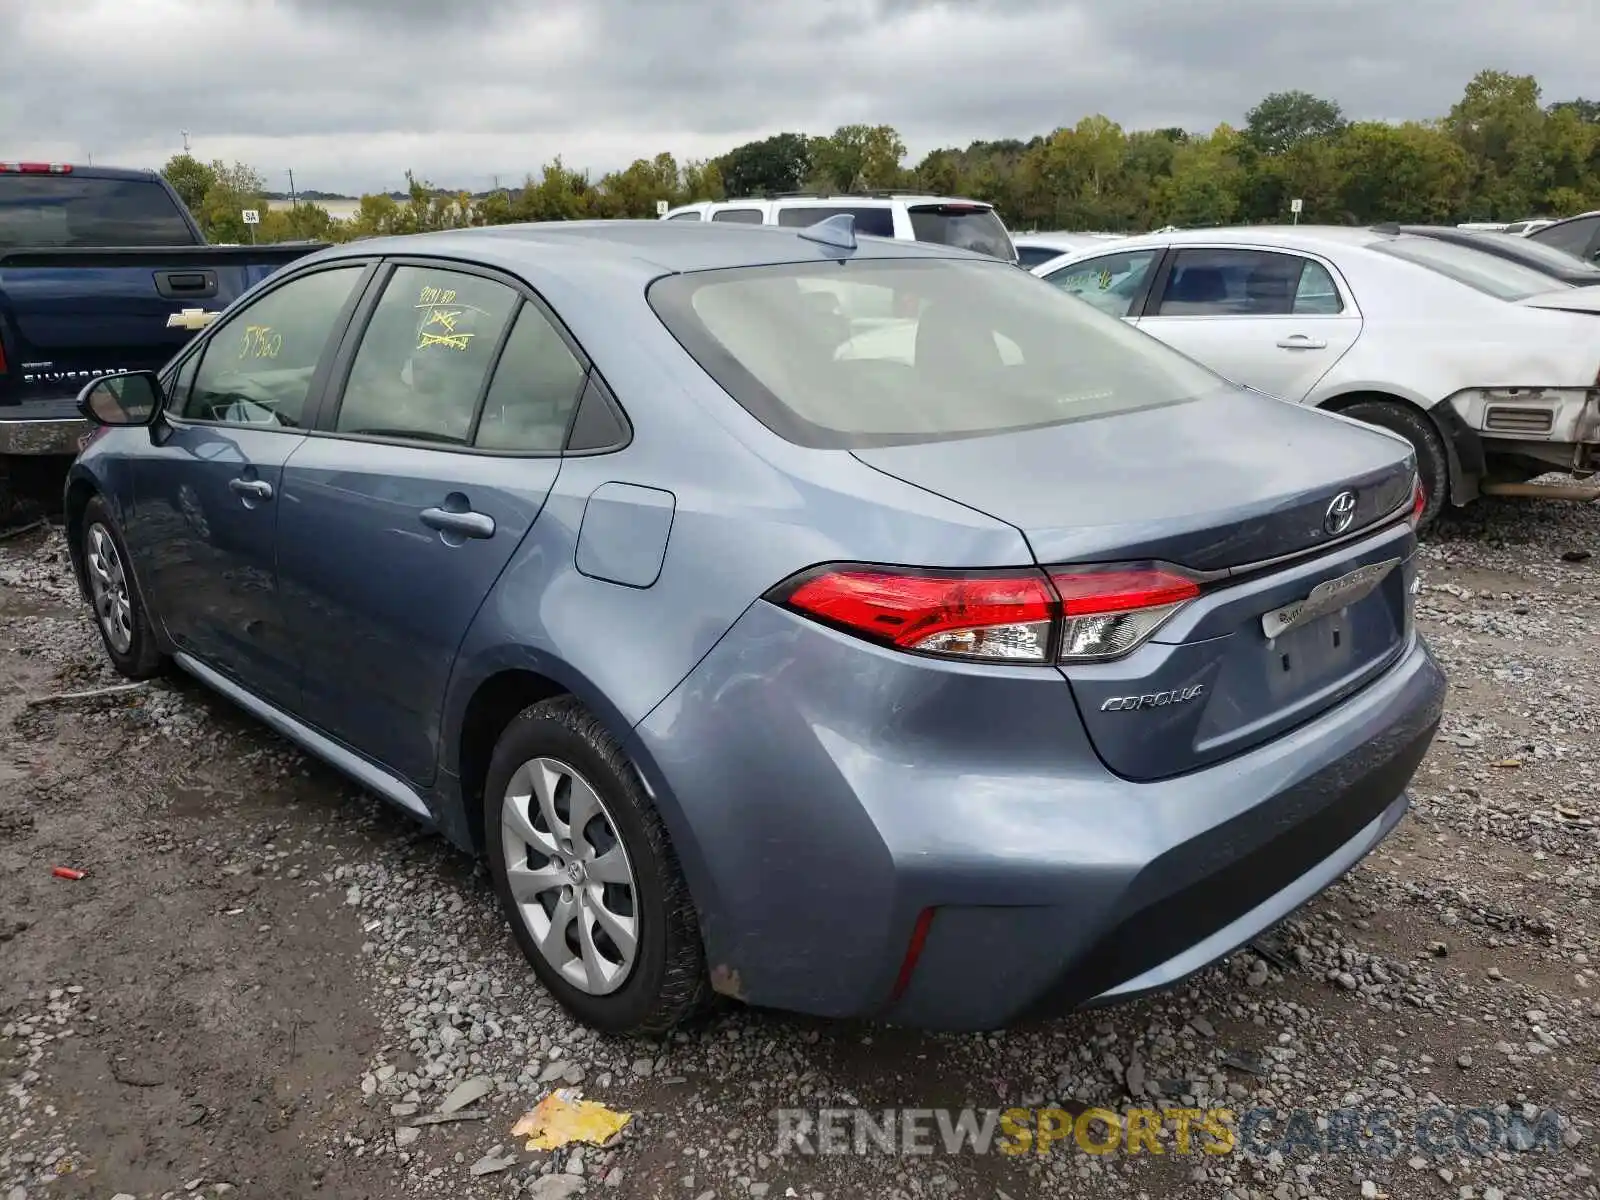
1042, 250, 1160, 318
711, 208, 764, 224
182, 266, 365, 427
334, 266, 517, 445
1154, 249, 1309, 316
474, 303, 588, 452
906, 203, 1015, 260
1293, 260, 1344, 314
775, 205, 895, 239
667, 211, 704, 221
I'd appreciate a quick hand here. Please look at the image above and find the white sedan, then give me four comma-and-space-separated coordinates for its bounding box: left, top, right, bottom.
1030, 227, 1600, 524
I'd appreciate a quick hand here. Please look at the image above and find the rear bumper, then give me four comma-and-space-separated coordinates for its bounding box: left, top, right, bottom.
631, 602, 1445, 1031
0, 397, 91, 456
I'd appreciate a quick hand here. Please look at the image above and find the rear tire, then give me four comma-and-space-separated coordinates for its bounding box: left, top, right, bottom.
1336, 399, 1449, 530
81, 495, 164, 679
484, 696, 710, 1036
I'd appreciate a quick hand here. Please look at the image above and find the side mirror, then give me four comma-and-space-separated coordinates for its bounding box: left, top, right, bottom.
77, 370, 164, 428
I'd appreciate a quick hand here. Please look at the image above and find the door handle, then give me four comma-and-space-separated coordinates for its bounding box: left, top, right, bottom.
154, 269, 218, 301
1276, 335, 1327, 349
420, 507, 495, 539
228, 478, 274, 501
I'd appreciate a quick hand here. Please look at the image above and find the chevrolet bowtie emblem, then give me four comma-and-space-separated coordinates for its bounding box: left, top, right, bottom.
167, 308, 220, 330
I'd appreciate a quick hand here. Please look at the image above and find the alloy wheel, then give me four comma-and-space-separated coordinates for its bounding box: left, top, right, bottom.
500, 756, 639, 995
85, 523, 134, 655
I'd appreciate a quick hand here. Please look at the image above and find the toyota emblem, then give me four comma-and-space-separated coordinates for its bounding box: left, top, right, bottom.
1324, 490, 1358, 535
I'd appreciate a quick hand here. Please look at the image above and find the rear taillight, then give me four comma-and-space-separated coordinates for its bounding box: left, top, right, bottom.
771, 562, 1200, 664
779, 567, 1056, 661
1409, 476, 1426, 528
1050, 567, 1201, 660
0, 162, 72, 174
0, 339, 7, 375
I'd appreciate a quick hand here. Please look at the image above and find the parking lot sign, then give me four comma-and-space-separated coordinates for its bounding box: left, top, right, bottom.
242, 209, 260, 225
656, 200, 669, 217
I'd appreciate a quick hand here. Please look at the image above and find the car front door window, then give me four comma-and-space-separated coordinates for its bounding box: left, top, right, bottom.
183, 266, 365, 428
1043, 250, 1159, 318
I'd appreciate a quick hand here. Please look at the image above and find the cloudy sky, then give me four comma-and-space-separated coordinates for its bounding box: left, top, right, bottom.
4, 0, 1594, 196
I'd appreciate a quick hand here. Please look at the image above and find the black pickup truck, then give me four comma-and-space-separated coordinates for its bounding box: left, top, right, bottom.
0, 161, 327, 517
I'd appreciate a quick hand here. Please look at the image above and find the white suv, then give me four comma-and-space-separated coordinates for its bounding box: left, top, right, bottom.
660, 193, 1018, 262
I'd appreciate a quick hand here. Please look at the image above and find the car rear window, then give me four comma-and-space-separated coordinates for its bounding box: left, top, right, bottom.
1367, 236, 1571, 300
1466, 232, 1600, 280
775, 205, 895, 239
0, 175, 196, 247
907, 203, 1016, 261
648, 257, 1228, 449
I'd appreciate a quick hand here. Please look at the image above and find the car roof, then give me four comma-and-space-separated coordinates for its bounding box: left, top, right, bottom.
697, 194, 995, 208
321, 218, 981, 281
0, 162, 158, 183
1100, 225, 1396, 251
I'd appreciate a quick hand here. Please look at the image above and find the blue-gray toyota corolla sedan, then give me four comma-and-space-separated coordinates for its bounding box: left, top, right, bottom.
64, 218, 1445, 1035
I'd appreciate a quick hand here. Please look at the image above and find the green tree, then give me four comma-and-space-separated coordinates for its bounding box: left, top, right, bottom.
1447, 69, 1546, 217
716, 132, 813, 198
679, 158, 725, 203
1548, 98, 1600, 125
1150, 126, 1246, 227
809, 124, 907, 191
196, 160, 268, 243
1244, 91, 1347, 156
161, 154, 216, 215
1334, 121, 1472, 223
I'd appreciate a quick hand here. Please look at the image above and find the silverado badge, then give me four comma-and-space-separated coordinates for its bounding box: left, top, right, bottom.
166, 308, 220, 331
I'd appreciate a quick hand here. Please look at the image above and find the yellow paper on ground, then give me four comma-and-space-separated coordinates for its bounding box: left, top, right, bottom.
511, 1089, 632, 1151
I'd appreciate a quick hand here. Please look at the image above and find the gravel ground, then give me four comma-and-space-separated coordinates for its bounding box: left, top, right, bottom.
1, 498, 1598, 1200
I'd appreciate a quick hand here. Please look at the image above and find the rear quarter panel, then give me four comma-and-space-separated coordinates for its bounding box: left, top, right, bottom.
440, 247, 1034, 770
1305, 247, 1600, 408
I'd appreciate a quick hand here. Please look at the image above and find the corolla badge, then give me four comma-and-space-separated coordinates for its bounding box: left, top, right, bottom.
1100, 684, 1205, 713
1324, 490, 1358, 536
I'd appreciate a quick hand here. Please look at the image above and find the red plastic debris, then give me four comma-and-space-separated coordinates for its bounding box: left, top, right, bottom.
51, 866, 85, 880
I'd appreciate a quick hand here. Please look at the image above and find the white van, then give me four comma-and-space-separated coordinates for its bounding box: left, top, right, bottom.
660, 193, 1018, 263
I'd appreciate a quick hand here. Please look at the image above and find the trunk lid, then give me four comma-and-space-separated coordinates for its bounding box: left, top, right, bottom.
1516, 287, 1600, 315
852, 387, 1418, 780
851, 387, 1415, 572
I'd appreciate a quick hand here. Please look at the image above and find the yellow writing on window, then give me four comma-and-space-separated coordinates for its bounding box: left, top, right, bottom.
239, 324, 282, 360
417, 305, 474, 351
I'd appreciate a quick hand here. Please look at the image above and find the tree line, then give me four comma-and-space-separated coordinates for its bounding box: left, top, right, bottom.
162, 69, 1600, 245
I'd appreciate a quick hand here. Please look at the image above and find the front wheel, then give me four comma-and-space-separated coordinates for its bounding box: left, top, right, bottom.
1335, 399, 1450, 530
81, 495, 164, 679
484, 696, 710, 1035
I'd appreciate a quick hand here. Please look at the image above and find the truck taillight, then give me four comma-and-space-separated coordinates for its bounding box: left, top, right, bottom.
769, 562, 1201, 664
0, 162, 72, 174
